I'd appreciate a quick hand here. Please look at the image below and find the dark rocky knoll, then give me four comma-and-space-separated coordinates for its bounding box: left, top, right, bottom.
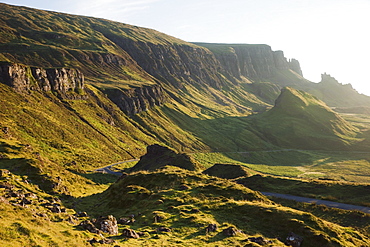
130, 144, 201, 172
203, 163, 252, 179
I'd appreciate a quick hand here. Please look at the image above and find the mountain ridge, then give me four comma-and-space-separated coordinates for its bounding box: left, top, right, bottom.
1, 3, 370, 246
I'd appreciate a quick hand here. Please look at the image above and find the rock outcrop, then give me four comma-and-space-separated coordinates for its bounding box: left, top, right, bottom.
101, 34, 228, 89
203, 163, 251, 179
0, 63, 85, 98
288, 58, 303, 76
194, 43, 303, 81
104, 85, 168, 115
130, 144, 201, 171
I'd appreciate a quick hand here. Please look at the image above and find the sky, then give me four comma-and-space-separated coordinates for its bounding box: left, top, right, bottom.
2, 0, 370, 95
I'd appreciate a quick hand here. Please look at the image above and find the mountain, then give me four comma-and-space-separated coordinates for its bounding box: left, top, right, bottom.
252, 87, 359, 150
0, 3, 370, 246
195, 43, 370, 108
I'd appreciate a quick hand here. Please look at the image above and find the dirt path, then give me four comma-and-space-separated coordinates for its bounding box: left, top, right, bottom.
262, 192, 370, 214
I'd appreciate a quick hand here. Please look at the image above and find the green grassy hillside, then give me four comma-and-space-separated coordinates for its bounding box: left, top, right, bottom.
1, 3, 370, 246
252, 87, 360, 150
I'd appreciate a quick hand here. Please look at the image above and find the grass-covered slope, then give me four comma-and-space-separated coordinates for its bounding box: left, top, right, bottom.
0, 81, 161, 196
252, 87, 359, 150
0, 3, 156, 88
78, 166, 369, 246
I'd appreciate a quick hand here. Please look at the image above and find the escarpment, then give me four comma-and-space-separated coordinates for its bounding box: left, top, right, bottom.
195, 43, 303, 81
104, 85, 168, 115
101, 34, 228, 89
288, 58, 303, 76
0, 63, 85, 98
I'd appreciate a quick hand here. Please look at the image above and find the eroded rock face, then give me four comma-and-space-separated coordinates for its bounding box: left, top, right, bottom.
288, 58, 303, 76
195, 43, 303, 81
38, 67, 84, 94
101, 35, 227, 89
0, 63, 85, 98
105, 85, 167, 115
0, 63, 31, 91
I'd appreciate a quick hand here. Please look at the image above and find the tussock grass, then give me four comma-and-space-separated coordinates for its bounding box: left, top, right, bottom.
74, 166, 369, 246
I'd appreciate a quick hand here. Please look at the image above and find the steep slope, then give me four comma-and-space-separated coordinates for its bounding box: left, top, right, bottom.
0, 3, 263, 115
194, 43, 303, 80
2, 3, 370, 156
196, 42, 370, 108
252, 87, 359, 150
0, 67, 164, 196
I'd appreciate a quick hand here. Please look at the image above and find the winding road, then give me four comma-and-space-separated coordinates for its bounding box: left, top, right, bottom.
262, 192, 370, 214
94, 159, 139, 176
94, 159, 370, 214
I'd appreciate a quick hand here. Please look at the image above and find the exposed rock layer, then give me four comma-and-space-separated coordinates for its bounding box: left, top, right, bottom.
0, 63, 84, 98
194, 43, 303, 80
104, 85, 168, 115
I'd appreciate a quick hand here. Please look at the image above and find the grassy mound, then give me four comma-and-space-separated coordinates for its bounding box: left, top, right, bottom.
203, 163, 253, 179
252, 87, 359, 150
130, 144, 202, 172
76, 166, 369, 246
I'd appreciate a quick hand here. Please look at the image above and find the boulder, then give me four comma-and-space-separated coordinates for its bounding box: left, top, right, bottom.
122, 228, 140, 239
50, 205, 62, 213
206, 224, 217, 233
0, 169, 10, 177
153, 214, 163, 223
247, 236, 272, 245
285, 232, 303, 247
223, 226, 240, 237
0, 196, 9, 204
76, 211, 88, 217
157, 226, 171, 232
80, 220, 100, 234
95, 215, 119, 235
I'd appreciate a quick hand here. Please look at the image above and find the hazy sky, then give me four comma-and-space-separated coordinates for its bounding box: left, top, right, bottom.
3, 0, 370, 95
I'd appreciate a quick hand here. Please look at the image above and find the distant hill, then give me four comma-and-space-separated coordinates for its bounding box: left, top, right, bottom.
252, 87, 359, 150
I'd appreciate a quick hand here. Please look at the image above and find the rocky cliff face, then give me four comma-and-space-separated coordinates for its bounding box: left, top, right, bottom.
0, 63, 85, 98
194, 43, 303, 81
104, 85, 168, 115
288, 59, 303, 76
101, 34, 228, 89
